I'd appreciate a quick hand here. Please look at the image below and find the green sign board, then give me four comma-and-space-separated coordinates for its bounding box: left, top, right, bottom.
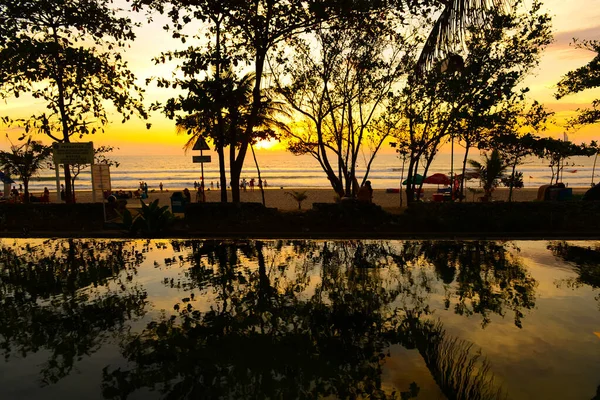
53, 142, 94, 164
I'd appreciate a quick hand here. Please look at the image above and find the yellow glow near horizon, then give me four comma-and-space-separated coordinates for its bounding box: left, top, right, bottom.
253, 139, 283, 151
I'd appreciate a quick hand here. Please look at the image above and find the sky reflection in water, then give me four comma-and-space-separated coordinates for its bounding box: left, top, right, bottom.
0, 239, 598, 400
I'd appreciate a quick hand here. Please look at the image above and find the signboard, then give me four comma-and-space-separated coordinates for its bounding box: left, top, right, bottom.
92, 164, 111, 201
192, 155, 212, 163
192, 137, 210, 151
53, 142, 94, 164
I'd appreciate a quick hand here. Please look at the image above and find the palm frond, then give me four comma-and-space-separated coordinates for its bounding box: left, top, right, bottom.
418, 0, 506, 71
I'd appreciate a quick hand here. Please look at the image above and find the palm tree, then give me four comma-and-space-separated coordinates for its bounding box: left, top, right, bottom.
0, 136, 52, 203
177, 70, 290, 204
285, 191, 308, 210
468, 149, 507, 201
419, 0, 506, 70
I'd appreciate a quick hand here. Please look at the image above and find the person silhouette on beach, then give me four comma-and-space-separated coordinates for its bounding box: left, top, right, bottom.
357, 181, 373, 203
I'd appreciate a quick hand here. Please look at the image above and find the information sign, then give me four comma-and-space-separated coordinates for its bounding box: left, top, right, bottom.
53, 142, 94, 164
192, 155, 212, 163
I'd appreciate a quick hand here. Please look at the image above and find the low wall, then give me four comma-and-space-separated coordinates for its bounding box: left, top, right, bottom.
404, 201, 600, 233
0, 203, 105, 232
185, 202, 280, 232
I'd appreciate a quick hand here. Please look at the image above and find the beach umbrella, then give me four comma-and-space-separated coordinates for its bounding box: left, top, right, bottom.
402, 174, 423, 185
0, 171, 15, 184
424, 173, 450, 185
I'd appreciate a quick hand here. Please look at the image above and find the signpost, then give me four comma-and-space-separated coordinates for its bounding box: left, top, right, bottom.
92, 164, 111, 221
191, 137, 211, 202
192, 155, 212, 163
52, 142, 95, 202
52, 142, 94, 164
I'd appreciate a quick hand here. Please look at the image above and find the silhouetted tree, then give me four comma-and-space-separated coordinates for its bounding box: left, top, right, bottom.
389, 2, 551, 204
274, 19, 413, 197
0, 136, 52, 203
533, 137, 597, 185
0, 0, 148, 203
556, 39, 600, 126
132, 0, 504, 202
468, 149, 508, 201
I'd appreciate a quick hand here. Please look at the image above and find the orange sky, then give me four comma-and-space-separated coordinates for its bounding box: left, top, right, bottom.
1, 0, 600, 155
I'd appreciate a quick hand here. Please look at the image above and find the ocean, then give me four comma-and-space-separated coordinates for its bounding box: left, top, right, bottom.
24, 151, 600, 192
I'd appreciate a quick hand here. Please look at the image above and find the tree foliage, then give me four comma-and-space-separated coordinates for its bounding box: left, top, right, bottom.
275, 18, 412, 197
0, 136, 52, 203
468, 149, 507, 200
390, 1, 551, 204
533, 137, 597, 185
488, 101, 553, 201
69, 145, 119, 197
0, 0, 148, 203
556, 40, 600, 126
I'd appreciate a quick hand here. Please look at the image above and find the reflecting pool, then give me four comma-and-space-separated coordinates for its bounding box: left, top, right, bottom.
0, 239, 598, 399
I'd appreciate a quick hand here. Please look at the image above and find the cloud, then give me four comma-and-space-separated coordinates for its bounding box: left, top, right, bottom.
545, 102, 599, 112
552, 26, 600, 50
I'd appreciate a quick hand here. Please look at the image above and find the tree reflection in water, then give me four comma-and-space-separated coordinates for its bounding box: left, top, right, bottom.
102, 240, 533, 399
0, 239, 149, 385
548, 241, 600, 306
401, 241, 537, 328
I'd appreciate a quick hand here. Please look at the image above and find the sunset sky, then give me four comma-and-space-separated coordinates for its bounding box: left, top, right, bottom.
2, 0, 600, 156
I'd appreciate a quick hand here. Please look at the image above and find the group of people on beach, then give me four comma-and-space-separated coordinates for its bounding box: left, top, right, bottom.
188, 178, 269, 192
240, 178, 268, 191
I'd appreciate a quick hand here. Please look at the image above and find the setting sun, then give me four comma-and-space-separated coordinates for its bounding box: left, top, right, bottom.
253, 138, 282, 151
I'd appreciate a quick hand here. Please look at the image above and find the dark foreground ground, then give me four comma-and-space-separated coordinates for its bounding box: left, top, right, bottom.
0, 201, 598, 239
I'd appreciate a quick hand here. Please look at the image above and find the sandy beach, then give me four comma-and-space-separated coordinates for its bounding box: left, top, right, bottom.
43, 186, 590, 212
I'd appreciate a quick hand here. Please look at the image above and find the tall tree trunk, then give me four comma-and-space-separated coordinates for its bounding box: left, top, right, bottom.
230, 145, 240, 203
229, 51, 266, 203
217, 147, 227, 203
250, 143, 266, 206
399, 154, 406, 208
459, 144, 470, 202
23, 179, 30, 204
592, 152, 598, 186
405, 156, 417, 205
71, 175, 77, 203
51, 27, 74, 204
63, 164, 72, 203
508, 160, 517, 202
214, 17, 227, 203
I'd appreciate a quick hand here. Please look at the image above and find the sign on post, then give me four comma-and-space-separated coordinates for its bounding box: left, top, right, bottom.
53, 142, 94, 165
192, 155, 212, 163
92, 164, 111, 199
192, 137, 210, 151
53, 142, 95, 203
